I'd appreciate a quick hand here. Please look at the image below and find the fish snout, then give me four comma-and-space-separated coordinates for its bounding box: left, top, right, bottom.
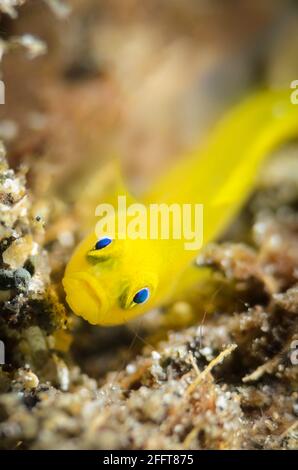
63, 272, 109, 324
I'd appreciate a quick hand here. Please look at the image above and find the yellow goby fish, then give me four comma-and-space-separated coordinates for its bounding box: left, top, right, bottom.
63, 90, 298, 326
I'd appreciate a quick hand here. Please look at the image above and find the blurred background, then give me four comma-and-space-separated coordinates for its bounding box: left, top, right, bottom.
1, 0, 298, 201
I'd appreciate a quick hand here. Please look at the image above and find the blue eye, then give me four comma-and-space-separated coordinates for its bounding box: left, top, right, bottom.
95, 237, 112, 250
133, 287, 150, 304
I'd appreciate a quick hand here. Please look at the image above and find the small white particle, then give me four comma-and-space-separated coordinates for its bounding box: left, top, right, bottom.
3, 178, 20, 193
58, 231, 74, 247
151, 351, 161, 361
216, 395, 228, 411
31, 242, 39, 256
126, 364, 136, 375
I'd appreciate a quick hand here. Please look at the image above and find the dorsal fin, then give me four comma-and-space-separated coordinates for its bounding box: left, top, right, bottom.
75, 159, 136, 234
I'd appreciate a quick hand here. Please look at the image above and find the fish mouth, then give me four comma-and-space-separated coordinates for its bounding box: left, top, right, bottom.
63, 272, 109, 325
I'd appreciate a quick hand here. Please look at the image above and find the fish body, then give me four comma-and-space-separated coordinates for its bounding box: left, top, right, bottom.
63, 90, 298, 325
